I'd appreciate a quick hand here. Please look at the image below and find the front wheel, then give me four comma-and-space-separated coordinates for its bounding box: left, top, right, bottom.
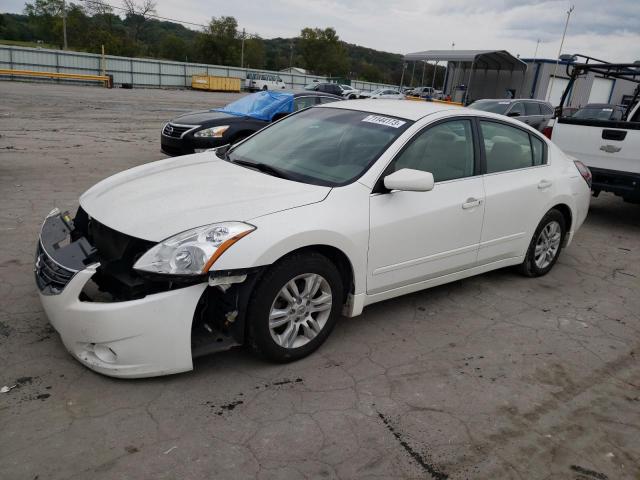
262, 85, 268, 91
248, 253, 343, 362
519, 209, 566, 277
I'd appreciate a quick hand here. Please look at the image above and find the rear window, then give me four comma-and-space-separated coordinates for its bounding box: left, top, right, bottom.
573, 107, 616, 120
524, 102, 541, 115
469, 100, 510, 114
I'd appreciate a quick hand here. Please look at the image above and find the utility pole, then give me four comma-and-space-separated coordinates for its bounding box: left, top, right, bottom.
431, 61, 438, 89
409, 62, 415, 87
420, 61, 426, 86
61, 0, 68, 50
547, 5, 574, 103
289, 41, 293, 68
399, 62, 407, 89
533, 38, 541, 62
240, 28, 245, 68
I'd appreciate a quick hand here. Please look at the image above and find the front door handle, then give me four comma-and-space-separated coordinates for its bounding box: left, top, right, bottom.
462, 198, 482, 209
538, 179, 553, 190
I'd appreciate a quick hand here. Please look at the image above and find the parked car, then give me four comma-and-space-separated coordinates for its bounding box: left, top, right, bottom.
410, 86, 439, 98
160, 90, 342, 156
37, 100, 590, 378
339, 84, 361, 99
360, 88, 405, 100
305, 82, 359, 99
570, 103, 625, 121
245, 72, 286, 91
468, 99, 554, 131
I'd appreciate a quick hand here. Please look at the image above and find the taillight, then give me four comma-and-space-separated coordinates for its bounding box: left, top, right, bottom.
574, 160, 592, 188
542, 125, 553, 139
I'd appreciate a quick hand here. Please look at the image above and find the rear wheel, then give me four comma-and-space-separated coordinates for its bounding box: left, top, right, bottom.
519, 209, 566, 277
248, 253, 343, 362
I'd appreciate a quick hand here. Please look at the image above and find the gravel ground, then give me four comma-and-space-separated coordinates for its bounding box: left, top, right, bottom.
1, 81, 639, 480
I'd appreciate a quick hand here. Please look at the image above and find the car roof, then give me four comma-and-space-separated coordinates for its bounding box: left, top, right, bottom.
286, 90, 342, 99
473, 98, 550, 103
318, 99, 459, 120
581, 103, 618, 108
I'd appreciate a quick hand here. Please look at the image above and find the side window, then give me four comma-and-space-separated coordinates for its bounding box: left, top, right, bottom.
481, 121, 534, 173
293, 96, 317, 111
540, 104, 553, 115
319, 96, 340, 104
531, 135, 545, 166
392, 120, 475, 182
524, 102, 541, 116
508, 102, 524, 116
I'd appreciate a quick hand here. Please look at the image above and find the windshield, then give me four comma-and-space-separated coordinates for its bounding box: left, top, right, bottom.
572, 107, 615, 120
469, 100, 510, 114
228, 107, 412, 186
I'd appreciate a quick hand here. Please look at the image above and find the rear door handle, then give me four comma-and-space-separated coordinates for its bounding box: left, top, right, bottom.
462, 198, 482, 209
538, 179, 553, 190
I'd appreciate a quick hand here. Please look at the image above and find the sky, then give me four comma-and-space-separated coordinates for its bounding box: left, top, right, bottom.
4, 0, 639, 62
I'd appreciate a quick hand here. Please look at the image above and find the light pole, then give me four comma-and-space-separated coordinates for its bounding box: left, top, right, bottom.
240, 28, 245, 68
547, 5, 575, 103
61, 0, 68, 50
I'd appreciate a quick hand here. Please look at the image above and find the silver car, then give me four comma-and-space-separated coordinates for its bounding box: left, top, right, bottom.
469, 99, 554, 132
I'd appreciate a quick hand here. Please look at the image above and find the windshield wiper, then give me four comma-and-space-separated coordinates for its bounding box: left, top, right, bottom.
231, 159, 293, 180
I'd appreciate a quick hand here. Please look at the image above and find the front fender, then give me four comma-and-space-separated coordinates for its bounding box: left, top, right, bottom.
211, 184, 370, 295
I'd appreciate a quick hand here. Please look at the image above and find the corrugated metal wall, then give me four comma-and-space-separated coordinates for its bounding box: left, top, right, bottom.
0, 45, 396, 92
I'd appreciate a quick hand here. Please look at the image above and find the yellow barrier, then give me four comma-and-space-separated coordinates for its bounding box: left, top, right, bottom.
192, 75, 241, 93
0, 68, 111, 87
405, 95, 463, 106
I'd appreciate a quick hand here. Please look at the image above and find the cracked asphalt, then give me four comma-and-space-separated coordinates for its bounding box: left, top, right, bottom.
1, 81, 640, 480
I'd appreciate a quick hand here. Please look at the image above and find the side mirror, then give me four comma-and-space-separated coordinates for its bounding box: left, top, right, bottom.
384, 168, 434, 192
507, 111, 521, 117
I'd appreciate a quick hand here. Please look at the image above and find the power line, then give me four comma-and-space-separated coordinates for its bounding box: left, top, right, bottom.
79, 0, 209, 29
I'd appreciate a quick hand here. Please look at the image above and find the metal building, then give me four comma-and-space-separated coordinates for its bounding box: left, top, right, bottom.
404, 49, 638, 107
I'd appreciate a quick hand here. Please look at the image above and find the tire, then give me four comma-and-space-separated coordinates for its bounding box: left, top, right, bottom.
262, 85, 268, 91
248, 252, 343, 362
518, 209, 566, 277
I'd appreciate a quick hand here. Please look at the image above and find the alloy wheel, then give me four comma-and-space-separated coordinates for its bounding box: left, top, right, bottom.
268, 273, 333, 349
534, 220, 562, 269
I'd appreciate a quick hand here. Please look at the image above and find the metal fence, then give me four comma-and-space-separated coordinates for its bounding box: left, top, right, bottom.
0, 45, 396, 92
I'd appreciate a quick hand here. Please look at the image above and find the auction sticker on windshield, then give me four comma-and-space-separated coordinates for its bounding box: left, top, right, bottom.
362, 115, 406, 128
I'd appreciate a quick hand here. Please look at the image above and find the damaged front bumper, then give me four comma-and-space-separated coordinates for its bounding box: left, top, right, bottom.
40, 265, 206, 378
34, 209, 222, 378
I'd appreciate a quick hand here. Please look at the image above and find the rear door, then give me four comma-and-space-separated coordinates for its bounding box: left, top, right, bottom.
523, 101, 544, 130
478, 119, 553, 264
367, 118, 485, 293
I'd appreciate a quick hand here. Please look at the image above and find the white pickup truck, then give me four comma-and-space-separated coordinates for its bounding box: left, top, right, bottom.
546, 62, 640, 203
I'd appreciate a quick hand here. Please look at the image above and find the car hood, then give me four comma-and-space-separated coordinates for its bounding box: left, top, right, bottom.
79, 154, 331, 242
170, 110, 245, 125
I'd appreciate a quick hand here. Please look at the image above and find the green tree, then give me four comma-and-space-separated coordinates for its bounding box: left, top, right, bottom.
159, 34, 188, 61
299, 27, 349, 76
195, 16, 239, 65
243, 35, 265, 69
24, 0, 64, 45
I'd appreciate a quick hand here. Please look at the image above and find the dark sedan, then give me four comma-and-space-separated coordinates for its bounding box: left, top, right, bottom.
161, 90, 342, 156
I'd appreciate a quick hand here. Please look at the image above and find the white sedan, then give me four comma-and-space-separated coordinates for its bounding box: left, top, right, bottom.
360, 88, 405, 100
35, 100, 591, 378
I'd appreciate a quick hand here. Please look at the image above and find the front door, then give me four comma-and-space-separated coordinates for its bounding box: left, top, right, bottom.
367, 119, 485, 294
